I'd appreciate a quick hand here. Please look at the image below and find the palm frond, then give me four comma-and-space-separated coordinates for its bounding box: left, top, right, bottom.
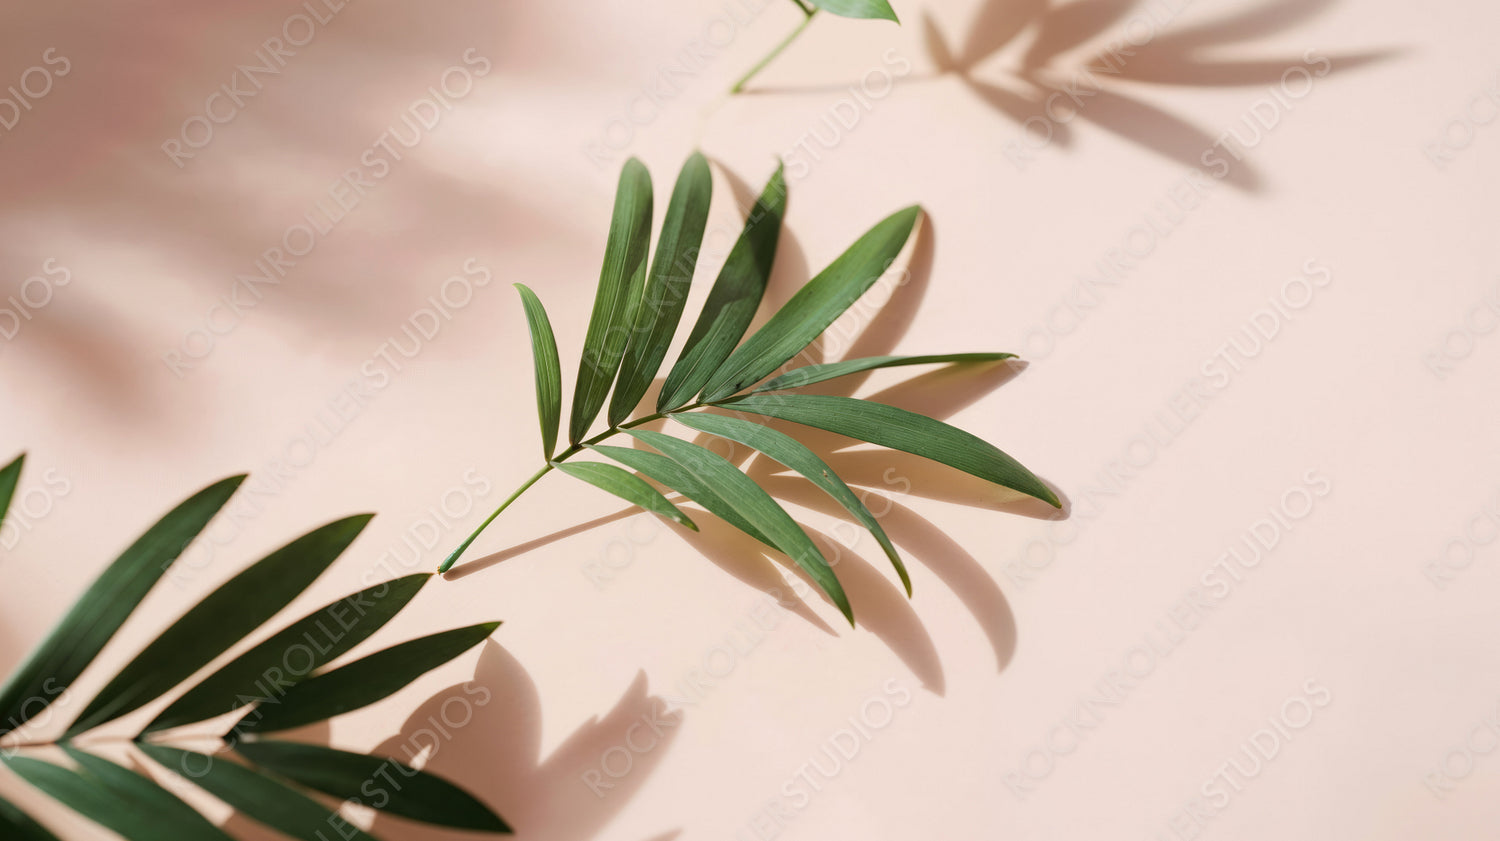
440, 155, 1059, 626
0, 457, 510, 838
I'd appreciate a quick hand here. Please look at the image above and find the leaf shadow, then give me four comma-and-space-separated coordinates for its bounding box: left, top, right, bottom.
364, 641, 680, 841
680, 511, 945, 695
918, 0, 1396, 190
0, 1, 562, 423
760, 476, 1020, 672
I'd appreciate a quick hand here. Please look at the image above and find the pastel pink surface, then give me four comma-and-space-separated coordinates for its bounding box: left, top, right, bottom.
1, 0, 1497, 838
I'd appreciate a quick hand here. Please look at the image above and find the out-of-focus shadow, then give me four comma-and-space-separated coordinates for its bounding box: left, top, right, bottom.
917, 0, 1395, 189
0, 1, 562, 416
366, 642, 678, 841
759, 476, 1020, 671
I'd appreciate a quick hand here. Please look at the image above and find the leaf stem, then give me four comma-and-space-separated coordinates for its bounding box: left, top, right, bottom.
729, 8, 818, 95
437, 407, 700, 573
437, 464, 553, 573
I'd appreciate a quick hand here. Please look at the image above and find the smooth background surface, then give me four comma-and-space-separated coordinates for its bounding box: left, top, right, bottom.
1, 0, 1497, 838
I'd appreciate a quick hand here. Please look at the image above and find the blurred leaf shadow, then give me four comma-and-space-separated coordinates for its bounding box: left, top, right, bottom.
362, 642, 680, 841
0, 1, 571, 417
918, 0, 1394, 189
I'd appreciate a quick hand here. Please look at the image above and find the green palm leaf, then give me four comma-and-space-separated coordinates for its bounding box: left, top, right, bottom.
610, 152, 713, 425
571, 157, 653, 444
236, 740, 510, 833
2, 460, 510, 839
62, 748, 235, 840
671, 411, 910, 594
753, 352, 1014, 393
138, 744, 380, 841
589, 444, 774, 546
554, 461, 697, 531
144, 573, 431, 735
68, 514, 373, 736
699, 206, 922, 401
232, 622, 499, 737
719, 394, 1060, 506
657, 165, 786, 411
625, 430, 852, 624
0, 475, 245, 736
444, 155, 1058, 623
515, 284, 563, 459
0, 453, 23, 530
810, 0, 899, 21
7, 756, 177, 841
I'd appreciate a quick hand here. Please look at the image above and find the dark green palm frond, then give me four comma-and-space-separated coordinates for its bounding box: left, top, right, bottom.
0, 457, 510, 838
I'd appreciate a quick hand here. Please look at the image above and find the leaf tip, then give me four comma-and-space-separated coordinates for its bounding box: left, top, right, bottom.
622, 157, 650, 180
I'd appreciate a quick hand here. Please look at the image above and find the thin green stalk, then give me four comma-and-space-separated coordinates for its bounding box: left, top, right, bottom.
438, 408, 700, 573
730, 8, 818, 94
437, 464, 553, 573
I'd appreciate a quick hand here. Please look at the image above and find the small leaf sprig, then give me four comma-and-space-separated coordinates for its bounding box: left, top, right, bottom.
438, 153, 1060, 625
730, 0, 902, 94
0, 454, 510, 840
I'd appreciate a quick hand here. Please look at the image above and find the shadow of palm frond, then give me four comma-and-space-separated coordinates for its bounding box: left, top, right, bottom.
924, 0, 1395, 189
0, 1, 574, 418
364, 642, 679, 841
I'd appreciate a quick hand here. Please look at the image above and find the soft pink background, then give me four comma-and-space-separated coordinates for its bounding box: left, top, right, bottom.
2, 0, 1498, 838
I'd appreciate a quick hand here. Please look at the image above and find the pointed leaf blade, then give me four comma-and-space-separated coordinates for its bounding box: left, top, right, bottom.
0, 474, 246, 736
753, 352, 1014, 393
553, 461, 697, 531
657, 165, 787, 411
232, 622, 499, 737
671, 412, 910, 595
6, 755, 218, 841
720, 394, 1060, 507
700, 206, 922, 402
515, 284, 563, 459
589, 444, 774, 547
138, 744, 380, 841
809, 0, 899, 22
59, 748, 234, 841
610, 153, 713, 426
625, 430, 852, 623
0, 453, 23, 532
68, 514, 374, 737
236, 740, 511, 833
145, 573, 431, 735
570, 158, 653, 444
